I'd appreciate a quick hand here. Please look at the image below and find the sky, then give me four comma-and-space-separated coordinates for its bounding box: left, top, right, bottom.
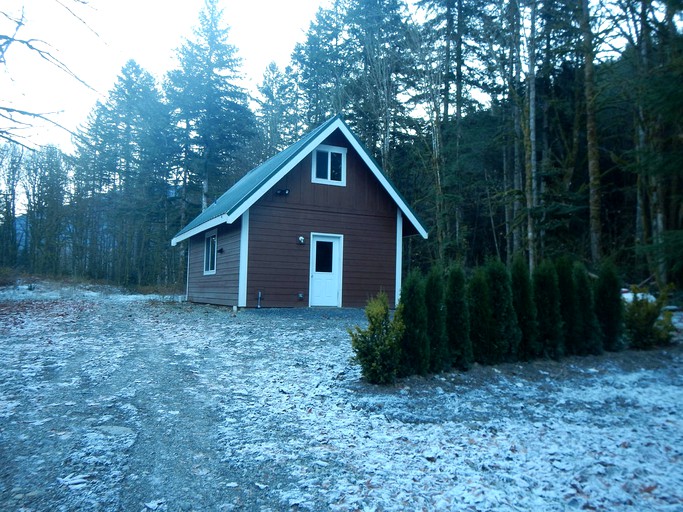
2, 0, 328, 150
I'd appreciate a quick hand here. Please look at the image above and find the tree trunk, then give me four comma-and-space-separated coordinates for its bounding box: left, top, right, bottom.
443, 0, 454, 122
525, 1, 538, 273
582, 0, 602, 265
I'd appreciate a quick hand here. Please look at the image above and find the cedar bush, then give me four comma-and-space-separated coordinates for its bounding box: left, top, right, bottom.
595, 260, 623, 351
555, 256, 581, 356
624, 287, 674, 349
534, 260, 564, 360
485, 259, 521, 363
425, 265, 449, 373
573, 262, 603, 355
398, 270, 430, 377
468, 266, 494, 365
445, 263, 473, 370
349, 292, 404, 384
511, 255, 539, 360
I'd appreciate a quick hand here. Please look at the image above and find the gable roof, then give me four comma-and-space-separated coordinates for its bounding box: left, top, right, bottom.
171, 115, 428, 246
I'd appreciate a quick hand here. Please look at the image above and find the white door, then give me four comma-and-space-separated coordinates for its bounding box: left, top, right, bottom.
309, 234, 343, 307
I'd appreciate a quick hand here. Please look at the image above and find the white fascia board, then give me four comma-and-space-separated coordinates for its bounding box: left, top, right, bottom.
171, 213, 230, 246
337, 123, 429, 240
238, 209, 249, 307
227, 121, 344, 223
395, 210, 403, 308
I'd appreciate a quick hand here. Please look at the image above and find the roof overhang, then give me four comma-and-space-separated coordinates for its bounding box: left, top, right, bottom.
171, 116, 428, 246
171, 214, 230, 246
335, 122, 428, 239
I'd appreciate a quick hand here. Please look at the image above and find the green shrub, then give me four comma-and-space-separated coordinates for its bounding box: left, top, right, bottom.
425, 265, 449, 373
485, 259, 521, 363
511, 255, 539, 360
445, 263, 473, 370
534, 260, 564, 360
349, 292, 404, 384
398, 270, 430, 377
555, 256, 581, 356
624, 287, 674, 349
468, 267, 494, 365
573, 262, 603, 355
595, 260, 623, 351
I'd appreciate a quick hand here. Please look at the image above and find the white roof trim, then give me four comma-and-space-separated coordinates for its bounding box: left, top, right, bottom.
171, 117, 428, 244
226, 120, 344, 223
336, 122, 428, 239
171, 213, 230, 246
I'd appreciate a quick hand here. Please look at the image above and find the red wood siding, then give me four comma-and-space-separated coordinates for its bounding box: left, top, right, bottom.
187, 221, 241, 306
247, 133, 398, 308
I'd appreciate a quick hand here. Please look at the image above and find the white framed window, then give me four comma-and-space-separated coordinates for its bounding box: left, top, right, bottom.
204, 229, 217, 275
312, 144, 347, 186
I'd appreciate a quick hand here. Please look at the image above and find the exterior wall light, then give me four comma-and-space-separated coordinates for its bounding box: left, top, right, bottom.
298, 236, 305, 245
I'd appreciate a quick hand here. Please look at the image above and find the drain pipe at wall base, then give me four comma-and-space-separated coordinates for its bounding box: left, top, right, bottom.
257, 290, 262, 308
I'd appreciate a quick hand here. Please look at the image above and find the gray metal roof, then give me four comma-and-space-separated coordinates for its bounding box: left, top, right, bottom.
171, 115, 428, 246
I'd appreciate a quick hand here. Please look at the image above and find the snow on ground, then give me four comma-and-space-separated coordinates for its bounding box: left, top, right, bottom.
1, 281, 682, 511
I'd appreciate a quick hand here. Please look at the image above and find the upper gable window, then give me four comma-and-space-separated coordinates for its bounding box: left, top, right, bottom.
312, 145, 347, 186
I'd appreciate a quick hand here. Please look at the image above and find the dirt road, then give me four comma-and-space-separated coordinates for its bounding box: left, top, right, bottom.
1, 283, 682, 511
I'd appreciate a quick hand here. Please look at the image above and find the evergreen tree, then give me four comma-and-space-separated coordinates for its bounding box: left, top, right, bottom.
468, 266, 494, 365
485, 258, 521, 363
22, 146, 68, 276
533, 260, 564, 360
0, 143, 22, 268
595, 260, 623, 351
425, 264, 449, 373
291, 1, 351, 126
555, 256, 580, 356
573, 261, 603, 355
255, 62, 303, 158
344, 0, 411, 170
445, 263, 473, 370
398, 269, 430, 376
511, 254, 539, 360
165, 0, 256, 214
73, 60, 176, 286
350, 292, 404, 384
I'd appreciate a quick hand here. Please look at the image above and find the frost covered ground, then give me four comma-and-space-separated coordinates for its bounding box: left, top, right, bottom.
1, 281, 682, 511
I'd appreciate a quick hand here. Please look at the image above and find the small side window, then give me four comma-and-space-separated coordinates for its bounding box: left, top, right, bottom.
312, 145, 347, 186
204, 230, 217, 275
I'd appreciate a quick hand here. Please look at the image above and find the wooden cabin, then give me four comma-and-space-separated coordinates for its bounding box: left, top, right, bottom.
171, 115, 428, 308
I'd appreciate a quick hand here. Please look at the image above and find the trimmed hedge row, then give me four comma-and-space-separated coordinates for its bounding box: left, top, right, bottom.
351, 258, 673, 384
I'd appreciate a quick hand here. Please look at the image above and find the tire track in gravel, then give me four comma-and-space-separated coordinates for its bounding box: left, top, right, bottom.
88, 301, 260, 512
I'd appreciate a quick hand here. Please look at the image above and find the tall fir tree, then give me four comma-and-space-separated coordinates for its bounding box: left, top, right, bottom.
445, 263, 473, 370
22, 146, 67, 276
511, 254, 539, 360
485, 258, 521, 363
533, 260, 564, 360
73, 60, 176, 286
425, 264, 449, 372
399, 269, 430, 377
573, 261, 603, 355
555, 256, 581, 356
468, 266, 494, 365
165, 0, 256, 215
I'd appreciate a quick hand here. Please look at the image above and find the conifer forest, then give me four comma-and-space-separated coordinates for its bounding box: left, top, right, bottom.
1, 0, 681, 291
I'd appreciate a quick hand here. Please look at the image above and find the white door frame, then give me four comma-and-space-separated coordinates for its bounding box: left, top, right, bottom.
309, 233, 343, 307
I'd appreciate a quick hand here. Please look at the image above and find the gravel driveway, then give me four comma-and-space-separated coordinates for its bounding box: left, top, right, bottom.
1, 282, 682, 511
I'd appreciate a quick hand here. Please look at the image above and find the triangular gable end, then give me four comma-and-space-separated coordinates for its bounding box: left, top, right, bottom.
171, 115, 428, 246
